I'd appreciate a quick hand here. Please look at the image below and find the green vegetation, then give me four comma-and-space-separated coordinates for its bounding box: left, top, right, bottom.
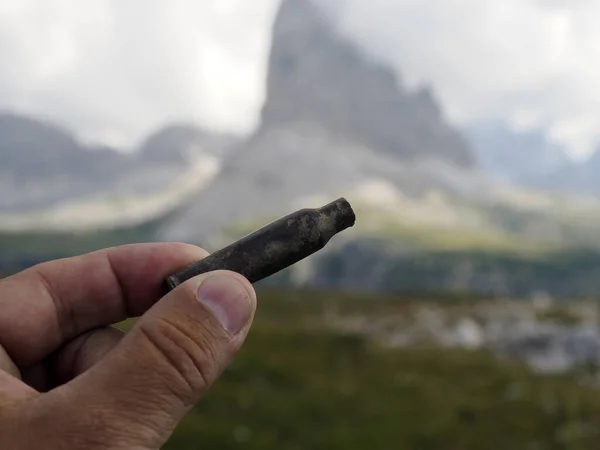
310, 243, 600, 299
0, 222, 158, 255
536, 306, 583, 326
5, 202, 600, 298
352, 205, 556, 255
6, 217, 600, 298
120, 290, 600, 450
0, 217, 167, 275
216, 207, 600, 299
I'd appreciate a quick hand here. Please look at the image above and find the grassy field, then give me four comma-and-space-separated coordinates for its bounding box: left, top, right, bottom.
0, 218, 166, 274
118, 290, 600, 450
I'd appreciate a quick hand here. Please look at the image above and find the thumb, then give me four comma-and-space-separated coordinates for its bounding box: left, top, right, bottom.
57, 270, 256, 448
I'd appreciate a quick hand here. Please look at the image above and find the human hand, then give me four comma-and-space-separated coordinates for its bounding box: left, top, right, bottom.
0, 243, 257, 449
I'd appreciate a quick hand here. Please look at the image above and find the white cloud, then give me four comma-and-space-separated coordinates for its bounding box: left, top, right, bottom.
0, 0, 280, 149
320, 0, 600, 158
1, 0, 600, 159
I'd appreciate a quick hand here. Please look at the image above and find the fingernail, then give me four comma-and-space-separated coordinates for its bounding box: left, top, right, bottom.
196, 274, 253, 335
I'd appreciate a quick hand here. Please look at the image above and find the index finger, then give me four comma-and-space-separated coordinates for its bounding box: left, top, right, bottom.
0, 242, 208, 367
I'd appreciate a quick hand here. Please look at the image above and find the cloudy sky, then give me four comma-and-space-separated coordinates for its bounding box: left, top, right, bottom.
1, 0, 599, 159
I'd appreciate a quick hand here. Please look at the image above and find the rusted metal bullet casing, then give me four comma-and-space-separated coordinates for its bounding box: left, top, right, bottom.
164, 198, 356, 292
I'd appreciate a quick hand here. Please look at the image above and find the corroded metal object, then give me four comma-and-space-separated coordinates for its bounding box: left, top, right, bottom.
164, 198, 356, 292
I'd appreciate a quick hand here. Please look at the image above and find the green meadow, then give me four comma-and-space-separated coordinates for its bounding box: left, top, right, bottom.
114, 290, 600, 450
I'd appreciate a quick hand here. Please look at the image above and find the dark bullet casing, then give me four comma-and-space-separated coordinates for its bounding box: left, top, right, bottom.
164, 198, 356, 292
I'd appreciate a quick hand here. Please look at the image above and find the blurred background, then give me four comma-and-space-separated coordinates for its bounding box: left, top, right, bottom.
3, 0, 600, 448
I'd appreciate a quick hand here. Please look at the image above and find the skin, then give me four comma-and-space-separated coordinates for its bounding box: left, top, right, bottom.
0, 242, 257, 449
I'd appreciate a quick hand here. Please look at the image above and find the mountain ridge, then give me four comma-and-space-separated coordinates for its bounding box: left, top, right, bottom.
0, 112, 235, 215
3, 0, 600, 261
464, 119, 600, 201
262, 0, 475, 167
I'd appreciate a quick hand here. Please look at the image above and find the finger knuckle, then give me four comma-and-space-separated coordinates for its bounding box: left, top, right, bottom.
137, 317, 220, 405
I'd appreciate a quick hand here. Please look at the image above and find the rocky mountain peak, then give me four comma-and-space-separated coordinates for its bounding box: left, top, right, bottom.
261, 0, 475, 168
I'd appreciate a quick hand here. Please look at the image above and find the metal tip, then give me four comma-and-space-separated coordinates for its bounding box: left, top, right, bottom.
317, 197, 356, 242
333, 197, 356, 231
